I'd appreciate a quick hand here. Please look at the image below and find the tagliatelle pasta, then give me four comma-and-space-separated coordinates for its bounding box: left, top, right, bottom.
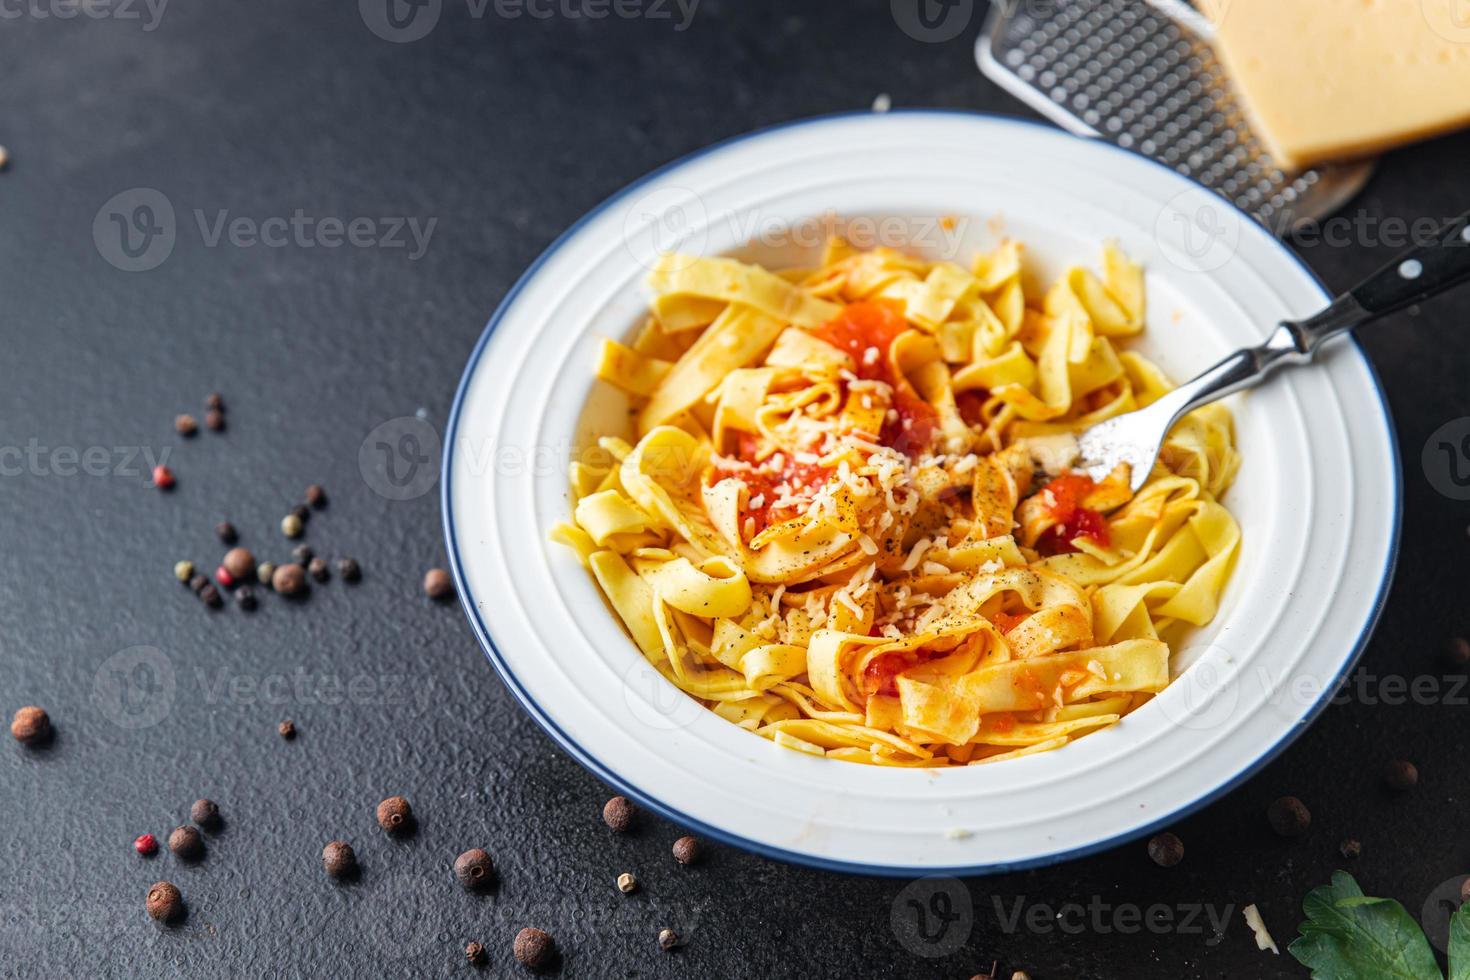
555, 234, 1241, 767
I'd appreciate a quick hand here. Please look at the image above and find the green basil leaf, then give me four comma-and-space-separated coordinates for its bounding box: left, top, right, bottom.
1288, 871, 1442, 980
1448, 898, 1470, 980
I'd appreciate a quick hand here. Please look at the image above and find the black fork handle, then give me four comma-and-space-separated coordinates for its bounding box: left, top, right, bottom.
1284, 209, 1470, 354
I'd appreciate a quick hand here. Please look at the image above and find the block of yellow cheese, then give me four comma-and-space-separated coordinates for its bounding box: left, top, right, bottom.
1202, 0, 1470, 170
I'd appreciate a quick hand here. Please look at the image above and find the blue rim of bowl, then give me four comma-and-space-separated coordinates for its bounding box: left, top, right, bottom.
441, 108, 1402, 877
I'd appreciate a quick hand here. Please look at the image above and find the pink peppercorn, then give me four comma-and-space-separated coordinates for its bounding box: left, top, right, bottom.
215, 566, 235, 588
135, 833, 158, 856
152, 466, 175, 489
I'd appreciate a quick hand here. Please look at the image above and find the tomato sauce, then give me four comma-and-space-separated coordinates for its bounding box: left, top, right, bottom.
990, 610, 1027, 634
810, 300, 939, 457
862, 648, 935, 698
1034, 472, 1111, 555
955, 390, 988, 427
720, 432, 830, 536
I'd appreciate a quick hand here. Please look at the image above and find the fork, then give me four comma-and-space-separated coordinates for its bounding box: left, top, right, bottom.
1077, 210, 1470, 492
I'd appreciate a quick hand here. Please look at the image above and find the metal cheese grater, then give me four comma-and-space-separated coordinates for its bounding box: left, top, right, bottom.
976, 0, 1375, 235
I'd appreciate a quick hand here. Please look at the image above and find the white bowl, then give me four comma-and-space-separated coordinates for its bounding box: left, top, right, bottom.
442, 111, 1399, 875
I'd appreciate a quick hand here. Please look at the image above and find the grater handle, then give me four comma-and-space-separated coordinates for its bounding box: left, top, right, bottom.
1282, 210, 1470, 354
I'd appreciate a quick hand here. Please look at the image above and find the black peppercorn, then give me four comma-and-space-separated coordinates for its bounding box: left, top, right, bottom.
290, 504, 310, 524
465, 941, 486, 966
205, 408, 225, 432
292, 544, 313, 565
424, 568, 453, 600
189, 573, 209, 594
376, 796, 412, 834
168, 825, 204, 860
175, 414, 198, 437
658, 928, 678, 951
305, 484, 326, 509
1340, 838, 1362, 859
199, 584, 222, 608
1383, 759, 1418, 792
454, 848, 494, 890
205, 392, 224, 411
10, 705, 50, 745
215, 521, 238, 544
1447, 637, 1470, 666
1267, 796, 1311, 837
146, 881, 183, 922
513, 927, 555, 969
278, 719, 296, 740
322, 840, 357, 879
337, 557, 361, 582
190, 799, 221, 830
236, 585, 257, 611
672, 835, 701, 865
1147, 832, 1184, 867
603, 796, 635, 833
308, 557, 330, 583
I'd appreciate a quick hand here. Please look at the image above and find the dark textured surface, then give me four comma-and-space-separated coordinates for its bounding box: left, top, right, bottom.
3, 2, 1470, 977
